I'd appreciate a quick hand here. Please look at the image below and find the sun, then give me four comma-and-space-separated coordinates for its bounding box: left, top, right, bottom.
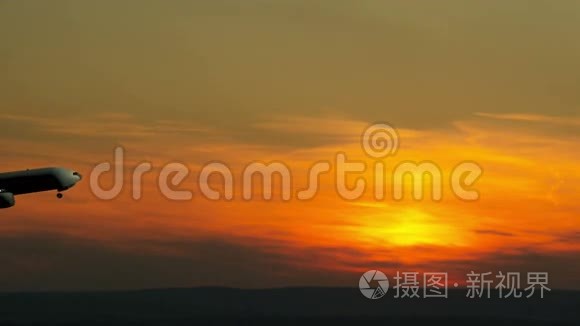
387, 211, 451, 246
356, 209, 466, 247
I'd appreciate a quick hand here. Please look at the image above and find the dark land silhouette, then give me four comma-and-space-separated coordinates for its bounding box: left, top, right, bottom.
0, 287, 577, 325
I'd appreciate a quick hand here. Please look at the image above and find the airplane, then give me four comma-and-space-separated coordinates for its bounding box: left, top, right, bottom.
0, 167, 82, 209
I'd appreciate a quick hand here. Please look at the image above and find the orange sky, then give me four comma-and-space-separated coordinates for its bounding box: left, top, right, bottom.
0, 1, 578, 291
0, 112, 578, 290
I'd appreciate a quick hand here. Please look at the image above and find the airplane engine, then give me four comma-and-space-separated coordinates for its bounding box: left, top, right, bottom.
0, 192, 15, 208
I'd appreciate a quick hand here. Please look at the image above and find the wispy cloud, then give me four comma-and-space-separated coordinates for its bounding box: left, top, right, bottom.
475, 112, 580, 127
474, 229, 515, 237
0, 113, 211, 138
253, 115, 426, 139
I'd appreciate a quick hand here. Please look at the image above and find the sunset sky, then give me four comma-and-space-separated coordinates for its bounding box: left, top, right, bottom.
0, 1, 578, 291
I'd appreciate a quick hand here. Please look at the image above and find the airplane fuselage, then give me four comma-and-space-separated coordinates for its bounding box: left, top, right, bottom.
0, 167, 82, 208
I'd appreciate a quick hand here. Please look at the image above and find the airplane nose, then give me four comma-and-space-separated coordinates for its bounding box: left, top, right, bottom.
73, 172, 83, 181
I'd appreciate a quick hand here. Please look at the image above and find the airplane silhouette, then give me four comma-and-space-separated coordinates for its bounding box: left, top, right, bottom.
0, 167, 82, 209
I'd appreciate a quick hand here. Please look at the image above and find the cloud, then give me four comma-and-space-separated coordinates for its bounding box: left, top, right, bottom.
475, 112, 580, 127
474, 229, 515, 237
0, 113, 211, 139
0, 232, 369, 292
253, 115, 427, 141
1, 231, 578, 292
550, 231, 580, 245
